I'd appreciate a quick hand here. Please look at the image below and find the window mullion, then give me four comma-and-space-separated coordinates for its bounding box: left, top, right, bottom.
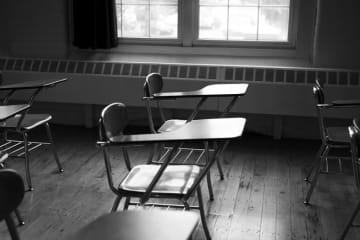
256, 0, 260, 41
182, 0, 194, 46
226, 0, 230, 40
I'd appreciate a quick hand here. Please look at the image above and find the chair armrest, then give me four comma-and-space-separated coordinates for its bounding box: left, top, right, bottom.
332, 100, 360, 107
316, 103, 333, 109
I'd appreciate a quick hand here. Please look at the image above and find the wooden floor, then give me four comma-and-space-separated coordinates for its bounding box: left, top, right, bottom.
0, 125, 359, 240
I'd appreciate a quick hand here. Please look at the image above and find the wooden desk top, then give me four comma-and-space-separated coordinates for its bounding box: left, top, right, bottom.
0, 104, 30, 121
0, 78, 67, 91
65, 210, 199, 240
104, 118, 246, 145
153, 83, 248, 99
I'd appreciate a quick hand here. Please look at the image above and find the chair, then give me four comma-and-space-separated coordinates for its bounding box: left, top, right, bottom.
339, 118, 360, 239
304, 79, 358, 204
65, 210, 199, 240
98, 103, 226, 240
0, 168, 25, 240
0, 151, 25, 226
143, 72, 224, 200
0, 76, 65, 191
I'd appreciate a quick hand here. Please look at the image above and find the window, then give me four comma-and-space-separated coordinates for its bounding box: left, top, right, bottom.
115, 0, 178, 39
115, 0, 294, 45
198, 0, 290, 41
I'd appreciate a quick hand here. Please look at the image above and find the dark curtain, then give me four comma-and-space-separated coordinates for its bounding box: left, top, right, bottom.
72, 0, 118, 49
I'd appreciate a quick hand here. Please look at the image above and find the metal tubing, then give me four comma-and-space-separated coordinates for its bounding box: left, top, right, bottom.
213, 141, 225, 180
123, 197, 131, 210
204, 141, 214, 201
111, 196, 122, 212
197, 187, 211, 240
304, 146, 329, 204
304, 144, 325, 182
122, 148, 132, 171
140, 142, 182, 205
45, 123, 63, 172
220, 96, 238, 117
14, 209, 25, 226
5, 216, 20, 240
186, 97, 208, 122
23, 132, 33, 191
340, 200, 360, 240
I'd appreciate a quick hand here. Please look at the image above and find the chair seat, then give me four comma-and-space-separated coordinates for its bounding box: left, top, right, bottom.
1, 114, 52, 131
119, 164, 200, 195
327, 127, 351, 144
158, 119, 186, 133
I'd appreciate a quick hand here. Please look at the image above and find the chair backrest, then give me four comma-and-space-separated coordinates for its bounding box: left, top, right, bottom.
313, 79, 325, 105
0, 169, 25, 220
350, 118, 360, 158
98, 103, 132, 192
143, 73, 166, 133
99, 103, 128, 141
143, 73, 163, 98
313, 79, 327, 142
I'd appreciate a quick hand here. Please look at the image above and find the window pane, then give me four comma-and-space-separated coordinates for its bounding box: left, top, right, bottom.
228, 7, 258, 40
122, 5, 149, 38
151, 0, 177, 4
150, 5, 178, 38
199, 0, 228, 6
258, 7, 289, 41
260, 0, 290, 6
199, 6, 227, 40
117, 5, 122, 36
123, 0, 148, 4
229, 0, 258, 6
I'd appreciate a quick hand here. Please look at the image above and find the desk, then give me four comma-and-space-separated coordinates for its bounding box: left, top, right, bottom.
0, 105, 30, 121
152, 83, 248, 120
99, 117, 246, 203
65, 211, 199, 240
0, 78, 67, 190
0, 78, 67, 91
0, 78, 67, 105
108, 118, 246, 145
98, 117, 245, 240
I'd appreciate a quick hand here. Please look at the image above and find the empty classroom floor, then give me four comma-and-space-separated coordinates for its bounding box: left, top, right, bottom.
0, 125, 359, 240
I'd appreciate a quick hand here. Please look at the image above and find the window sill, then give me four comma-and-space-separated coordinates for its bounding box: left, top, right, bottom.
70, 44, 312, 69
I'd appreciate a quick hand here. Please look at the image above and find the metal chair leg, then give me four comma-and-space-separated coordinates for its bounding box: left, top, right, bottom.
23, 132, 33, 191
340, 199, 360, 240
14, 209, 25, 226
111, 196, 122, 212
206, 172, 214, 201
123, 197, 130, 210
45, 123, 63, 173
147, 144, 157, 164
305, 144, 325, 182
197, 186, 211, 240
304, 146, 329, 205
5, 215, 20, 240
351, 150, 360, 189
213, 141, 224, 180
204, 141, 214, 201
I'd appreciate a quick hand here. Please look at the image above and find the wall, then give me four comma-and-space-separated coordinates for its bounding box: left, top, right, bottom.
313, 0, 360, 69
0, 0, 360, 139
0, 0, 69, 58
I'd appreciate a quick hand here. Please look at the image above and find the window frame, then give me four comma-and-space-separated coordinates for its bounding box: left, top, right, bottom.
115, 0, 298, 49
